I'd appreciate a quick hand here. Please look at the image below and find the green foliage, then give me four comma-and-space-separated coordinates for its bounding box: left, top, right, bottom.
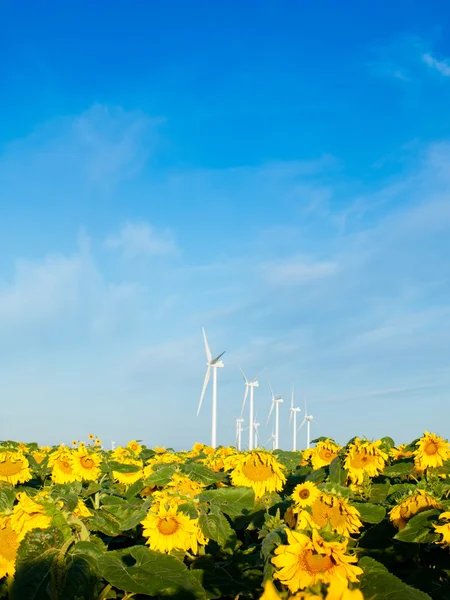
4, 435, 450, 600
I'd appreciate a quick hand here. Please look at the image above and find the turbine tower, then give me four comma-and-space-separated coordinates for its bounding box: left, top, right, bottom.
197, 328, 225, 448
267, 382, 284, 450
234, 417, 244, 451
298, 400, 316, 449
289, 386, 301, 451
240, 369, 261, 451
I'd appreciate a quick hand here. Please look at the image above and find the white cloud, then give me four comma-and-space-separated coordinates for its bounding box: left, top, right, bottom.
262, 257, 338, 285
422, 52, 450, 77
105, 222, 177, 258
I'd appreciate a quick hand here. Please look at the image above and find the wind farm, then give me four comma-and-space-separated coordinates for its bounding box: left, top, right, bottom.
197, 328, 318, 450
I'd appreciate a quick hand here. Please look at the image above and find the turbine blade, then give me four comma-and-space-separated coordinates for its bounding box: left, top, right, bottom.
289, 409, 293, 424
297, 417, 307, 432
202, 327, 212, 362
211, 350, 226, 365
240, 368, 248, 383
268, 380, 275, 399
251, 368, 265, 382
241, 386, 249, 416
197, 366, 211, 415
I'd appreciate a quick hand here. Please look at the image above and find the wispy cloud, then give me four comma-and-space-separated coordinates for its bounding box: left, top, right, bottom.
105, 222, 177, 258
422, 52, 450, 77
262, 257, 338, 285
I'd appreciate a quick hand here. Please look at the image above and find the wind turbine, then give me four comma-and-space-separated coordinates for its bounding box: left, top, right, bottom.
289, 386, 301, 451
266, 427, 276, 451
240, 369, 261, 451
197, 328, 225, 448
253, 420, 261, 448
234, 417, 244, 451
267, 382, 284, 450
298, 399, 316, 449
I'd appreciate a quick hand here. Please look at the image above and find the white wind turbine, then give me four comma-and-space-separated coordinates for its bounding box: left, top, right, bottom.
298, 399, 316, 449
234, 417, 244, 451
253, 419, 261, 448
289, 386, 301, 451
240, 369, 261, 451
267, 382, 284, 450
266, 427, 276, 451
197, 328, 225, 448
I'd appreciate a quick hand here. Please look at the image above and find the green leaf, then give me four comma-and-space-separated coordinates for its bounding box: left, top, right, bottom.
305, 468, 327, 484
394, 509, 441, 543
199, 487, 255, 516
383, 460, 414, 478
273, 450, 301, 471
380, 436, 396, 450
435, 460, 450, 475
261, 526, 285, 560
10, 528, 65, 600
179, 462, 223, 485
103, 503, 147, 531
351, 502, 386, 524
108, 461, 142, 473
63, 541, 105, 600
199, 507, 237, 552
359, 556, 432, 599
318, 482, 352, 498
0, 483, 16, 512
88, 509, 122, 536
98, 545, 206, 598
328, 457, 348, 485
369, 483, 390, 504
144, 464, 178, 486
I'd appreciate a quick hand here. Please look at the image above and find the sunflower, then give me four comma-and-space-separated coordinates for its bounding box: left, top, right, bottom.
112, 458, 144, 488
88, 434, 95, 441
167, 473, 205, 498
272, 529, 362, 593
259, 580, 282, 600
72, 499, 93, 519
31, 450, 47, 465
0, 517, 20, 579
224, 450, 286, 498
71, 448, 102, 482
300, 448, 314, 466
48, 448, 77, 484
311, 440, 341, 470
141, 504, 206, 554
433, 511, 450, 547
308, 493, 363, 537
9, 492, 52, 539
390, 444, 414, 461
0, 451, 32, 486
126, 440, 143, 454
344, 439, 388, 485
326, 579, 364, 600
414, 432, 450, 470
390, 490, 442, 530
292, 482, 321, 509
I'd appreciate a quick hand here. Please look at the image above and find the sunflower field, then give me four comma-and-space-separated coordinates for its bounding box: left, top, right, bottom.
1, 433, 450, 599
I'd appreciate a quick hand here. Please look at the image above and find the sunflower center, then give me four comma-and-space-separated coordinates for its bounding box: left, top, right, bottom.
0, 456, 24, 476
80, 457, 94, 469
157, 516, 180, 535
0, 522, 20, 562
242, 460, 274, 482
299, 489, 311, 500
425, 442, 438, 456
57, 458, 73, 473
303, 550, 334, 574
350, 452, 373, 469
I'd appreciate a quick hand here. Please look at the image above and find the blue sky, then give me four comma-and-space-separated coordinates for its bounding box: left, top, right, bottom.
1, 0, 450, 449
